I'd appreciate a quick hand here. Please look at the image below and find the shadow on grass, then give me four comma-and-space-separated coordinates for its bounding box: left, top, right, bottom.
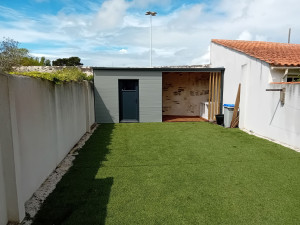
32, 124, 115, 225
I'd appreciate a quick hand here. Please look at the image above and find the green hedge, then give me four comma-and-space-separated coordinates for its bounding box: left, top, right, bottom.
10, 67, 93, 84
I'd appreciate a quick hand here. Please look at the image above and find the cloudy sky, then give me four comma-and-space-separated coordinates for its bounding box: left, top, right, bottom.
0, 0, 299, 67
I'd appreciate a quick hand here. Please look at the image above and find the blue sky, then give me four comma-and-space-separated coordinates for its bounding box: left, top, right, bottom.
1, 0, 299, 66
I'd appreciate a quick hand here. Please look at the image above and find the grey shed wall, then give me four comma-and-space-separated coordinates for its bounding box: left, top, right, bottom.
94, 70, 162, 123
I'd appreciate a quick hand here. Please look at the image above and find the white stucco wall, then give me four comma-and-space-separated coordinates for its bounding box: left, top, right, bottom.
0, 73, 95, 224
94, 70, 162, 123
211, 42, 300, 150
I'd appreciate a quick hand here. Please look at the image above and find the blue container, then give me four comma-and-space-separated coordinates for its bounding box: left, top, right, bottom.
224, 104, 235, 108
223, 104, 235, 127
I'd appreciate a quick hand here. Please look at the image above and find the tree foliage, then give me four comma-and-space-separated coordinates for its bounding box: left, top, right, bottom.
21, 57, 42, 66
20, 56, 52, 66
52, 56, 83, 66
44, 59, 51, 66
0, 37, 29, 72
0, 37, 52, 71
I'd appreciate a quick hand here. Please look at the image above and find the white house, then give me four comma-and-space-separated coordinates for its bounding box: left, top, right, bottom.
211, 39, 300, 150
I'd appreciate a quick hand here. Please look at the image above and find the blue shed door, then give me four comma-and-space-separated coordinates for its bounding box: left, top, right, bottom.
119, 80, 139, 122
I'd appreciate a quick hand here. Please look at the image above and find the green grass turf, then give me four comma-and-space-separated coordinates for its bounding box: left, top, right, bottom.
32, 122, 300, 225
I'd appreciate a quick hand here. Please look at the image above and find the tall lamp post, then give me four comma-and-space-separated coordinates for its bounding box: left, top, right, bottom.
145, 11, 157, 67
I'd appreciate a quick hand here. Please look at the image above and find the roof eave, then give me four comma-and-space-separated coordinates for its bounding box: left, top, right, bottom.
271, 66, 300, 70
92, 67, 225, 72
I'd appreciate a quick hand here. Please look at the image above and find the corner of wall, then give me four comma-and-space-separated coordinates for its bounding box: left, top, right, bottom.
0, 143, 8, 225
0, 74, 25, 223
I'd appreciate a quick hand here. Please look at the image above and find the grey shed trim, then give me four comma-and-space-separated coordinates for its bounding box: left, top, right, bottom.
92, 67, 225, 72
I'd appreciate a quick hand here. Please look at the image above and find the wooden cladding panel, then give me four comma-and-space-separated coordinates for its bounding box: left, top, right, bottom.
208, 72, 222, 121
211, 73, 214, 117
208, 74, 212, 121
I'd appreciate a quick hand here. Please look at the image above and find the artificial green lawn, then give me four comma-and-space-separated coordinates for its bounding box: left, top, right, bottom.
32, 122, 300, 225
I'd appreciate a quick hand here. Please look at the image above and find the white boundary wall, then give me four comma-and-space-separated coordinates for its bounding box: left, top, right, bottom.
211, 42, 300, 150
0, 73, 95, 224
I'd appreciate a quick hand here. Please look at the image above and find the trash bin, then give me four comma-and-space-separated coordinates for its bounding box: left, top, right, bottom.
215, 114, 224, 126
223, 104, 235, 128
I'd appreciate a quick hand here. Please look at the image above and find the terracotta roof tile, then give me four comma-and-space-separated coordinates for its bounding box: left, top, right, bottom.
211, 39, 300, 67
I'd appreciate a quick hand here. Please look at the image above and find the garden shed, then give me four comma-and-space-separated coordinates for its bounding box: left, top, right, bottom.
93, 67, 225, 123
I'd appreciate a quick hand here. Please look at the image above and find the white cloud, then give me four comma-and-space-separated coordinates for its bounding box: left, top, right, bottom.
30, 52, 58, 59
94, 0, 129, 31
0, 5, 26, 20
130, 0, 171, 9
190, 46, 210, 65
0, 27, 72, 43
119, 49, 128, 54
167, 4, 204, 29
237, 30, 253, 40
254, 35, 267, 41
1, 0, 300, 66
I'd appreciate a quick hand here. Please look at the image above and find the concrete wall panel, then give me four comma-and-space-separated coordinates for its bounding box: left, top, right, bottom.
0, 145, 7, 225
0, 72, 95, 225
55, 82, 87, 162
0, 74, 21, 222
0, 75, 9, 225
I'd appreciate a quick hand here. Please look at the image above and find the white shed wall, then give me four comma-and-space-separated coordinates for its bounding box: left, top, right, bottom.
211, 42, 300, 150
94, 70, 162, 123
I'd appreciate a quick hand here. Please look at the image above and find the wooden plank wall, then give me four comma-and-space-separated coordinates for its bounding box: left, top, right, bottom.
162, 72, 210, 116
208, 72, 222, 121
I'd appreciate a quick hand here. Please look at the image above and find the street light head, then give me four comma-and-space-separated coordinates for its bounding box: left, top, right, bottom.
145, 11, 157, 16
